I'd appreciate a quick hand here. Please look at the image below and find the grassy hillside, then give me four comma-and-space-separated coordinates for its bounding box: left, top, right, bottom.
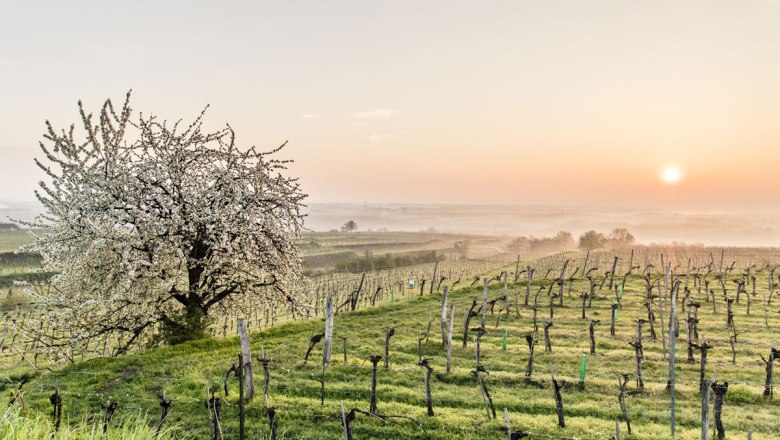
3, 269, 780, 439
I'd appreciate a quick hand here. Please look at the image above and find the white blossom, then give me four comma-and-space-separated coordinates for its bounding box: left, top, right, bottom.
20, 91, 307, 357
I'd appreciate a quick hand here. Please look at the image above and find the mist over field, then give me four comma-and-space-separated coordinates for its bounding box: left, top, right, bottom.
298, 203, 780, 247
6, 200, 778, 247
6, 199, 778, 247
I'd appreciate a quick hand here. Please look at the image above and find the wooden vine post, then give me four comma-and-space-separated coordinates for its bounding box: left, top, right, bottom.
440, 286, 449, 345
323, 296, 334, 365
237, 319, 255, 400
701, 377, 711, 440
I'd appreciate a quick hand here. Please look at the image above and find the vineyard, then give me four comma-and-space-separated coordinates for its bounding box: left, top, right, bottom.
4, 2, 780, 439
3, 237, 780, 439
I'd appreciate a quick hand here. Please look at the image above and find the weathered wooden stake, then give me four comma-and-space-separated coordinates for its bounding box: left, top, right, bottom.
323, 296, 334, 365
237, 319, 254, 400
701, 377, 711, 440
505, 407, 512, 440
340, 400, 351, 440
440, 286, 449, 345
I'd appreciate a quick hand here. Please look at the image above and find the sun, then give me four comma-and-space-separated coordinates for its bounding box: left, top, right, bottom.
660, 165, 684, 185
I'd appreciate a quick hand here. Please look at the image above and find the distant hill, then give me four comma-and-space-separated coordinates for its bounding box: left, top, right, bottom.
0, 223, 20, 231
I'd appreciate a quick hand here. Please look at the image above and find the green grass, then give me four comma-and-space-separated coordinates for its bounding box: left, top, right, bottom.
5, 269, 780, 439
0, 405, 182, 439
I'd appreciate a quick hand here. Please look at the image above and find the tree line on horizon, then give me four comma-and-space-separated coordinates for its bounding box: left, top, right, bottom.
506, 228, 635, 254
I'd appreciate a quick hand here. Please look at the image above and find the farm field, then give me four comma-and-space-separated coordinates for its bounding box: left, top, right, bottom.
3, 244, 780, 439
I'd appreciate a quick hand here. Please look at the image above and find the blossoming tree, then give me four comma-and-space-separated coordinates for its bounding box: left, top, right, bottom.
22, 92, 307, 355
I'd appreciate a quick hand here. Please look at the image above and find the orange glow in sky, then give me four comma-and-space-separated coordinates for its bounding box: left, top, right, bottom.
0, 1, 779, 211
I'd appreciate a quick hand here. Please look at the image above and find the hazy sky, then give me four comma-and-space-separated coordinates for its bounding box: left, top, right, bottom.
1, 1, 779, 209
